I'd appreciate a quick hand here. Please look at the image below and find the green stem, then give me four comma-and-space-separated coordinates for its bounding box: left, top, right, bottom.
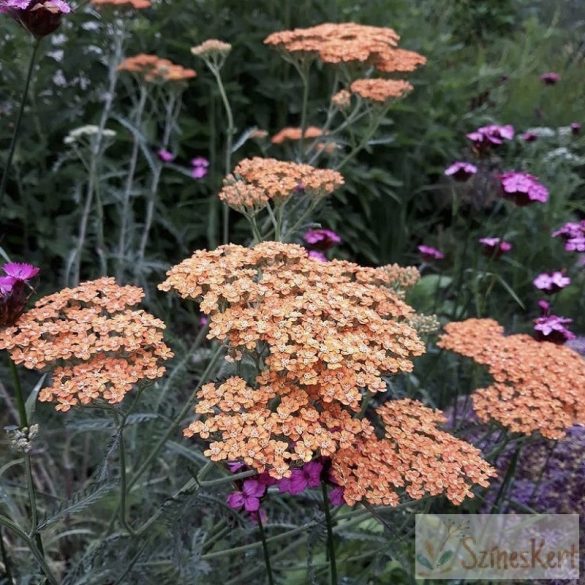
115, 413, 135, 536
0, 526, 14, 585
257, 510, 275, 585
9, 358, 27, 428
298, 63, 310, 161
0, 39, 41, 219
210, 64, 234, 244
321, 482, 338, 585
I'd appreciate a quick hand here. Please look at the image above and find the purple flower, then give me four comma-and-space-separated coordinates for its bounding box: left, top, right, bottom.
328, 486, 345, 506
552, 220, 585, 252
157, 149, 175, 163
227, 461, 246, 474
478, 237, 512, 258
533, 271, 571, 294
521, 131, 538, 142
466, 124, 514, 151
303, 228, 342, 250
444, 161, 477, 181
191, 156, 209, 168
566, 336, 585, 357
3, 262, 39, 281
418, 244, 444, 262
1, 0, 71, 37
191, 166, 208, 180
570, 122, 581, 135
538, 299, 551, 315
308, 250, 328, 262
199, 314, 209, 328
227, 479, 266, 512
534, 315, 575, 344
540, 72, 560, 85
500, 171, 549, 206
278, 460, 323, 495
0, 276, 17, 296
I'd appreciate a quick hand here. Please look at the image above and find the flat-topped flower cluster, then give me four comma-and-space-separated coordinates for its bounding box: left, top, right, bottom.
0, 278, 173, 411
160, 242, 495, 505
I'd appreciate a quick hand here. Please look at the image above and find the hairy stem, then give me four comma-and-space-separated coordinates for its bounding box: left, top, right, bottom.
0, 39, 41, 219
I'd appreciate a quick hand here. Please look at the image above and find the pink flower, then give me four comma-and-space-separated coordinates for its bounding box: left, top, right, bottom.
533, 271, 571, 294
199, 314, 209, 328
227, 479, 266, 512
308, 250, 328, 262
444, 161, 477, 181
521, 131, 538, 142
329, 486, 345, 506
478, 237, 512, 258
278, 460, 323, 495
303, 228, 342, 250
538, 299, 551, 315
534, 315, 575, 344
467, 124, 514, 151
191, 156, 209, 180
570, 122, 581, 136
0, 276, 17, 296
227, 461, 246, 473
1, 0, 71, 37
3, 262, 39, 281
157, 149, 175, 163
191, 157, 209, 168
500, 171, 549, 206
540, 72, 560, 85
191, 167, 208, 180
418, 244, 444, 262
553, 221, 585, 252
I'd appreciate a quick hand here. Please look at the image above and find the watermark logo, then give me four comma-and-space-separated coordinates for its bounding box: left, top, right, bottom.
415, 514, 579, 580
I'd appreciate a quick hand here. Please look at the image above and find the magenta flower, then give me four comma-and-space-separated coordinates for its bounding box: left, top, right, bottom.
227, 479, 266, 512
303, 228, 342, 250
552, 221, 585, 252
0, 276, 17, 296
199, 314, 209, 328
538, 299, 551, 315
444, 161, 477, 182
521, 131, 538, 142
308, 250, 328, 262
3, 262, 39, 281
157, 148, 175, 163
570, 122, 581, 136
329, 486, 345, 506
500, 171, 549, 206
534, 315, 575, 344
479, 237, 512, 258
191, 156, 209, 180
418, 244, 444, 262
1, 0, 71, 37
227, 461, 246, 474
191, 167, 208, 180
466, 124, 514, 151
191, 157, 209, 168
533, 271, 571, 294
540, 72, 560, 85
278, 460, 323, 495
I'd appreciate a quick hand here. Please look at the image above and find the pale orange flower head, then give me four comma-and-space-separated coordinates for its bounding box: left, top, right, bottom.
0, 278, 173, 412
118, 54, 196, 83
91, 0, 151, 9
438, 319, 585, 439
350, 78, 413, 103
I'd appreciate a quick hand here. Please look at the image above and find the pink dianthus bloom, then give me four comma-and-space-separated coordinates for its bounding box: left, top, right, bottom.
303, 228, 341, 250
534, 315, 575, 344
479, 237, 512, 258
418, 244, 444, 262
444, 161, 477, 181
227, 479, 266, 512
500, 171, 549, 206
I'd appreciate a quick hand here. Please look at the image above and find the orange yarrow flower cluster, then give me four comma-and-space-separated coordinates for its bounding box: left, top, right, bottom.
350, 78, 413, 103
0, 278, 173, 412
118, 54, 196, 83
438, 319, 585, 439
264, 22, 425, 73
332, 399, 496, 506
91, 0, 151, 8
271, 126, 324, 145
218, 157, 344, 213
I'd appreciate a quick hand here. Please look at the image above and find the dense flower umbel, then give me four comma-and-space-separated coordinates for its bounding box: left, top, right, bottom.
438, 319, 585, 439
264, 23, 426, 74
161, 243, 425, 474
191, 39, 232, 59
161, 243, 494, 506
271, 126, 324, 145
331, 400, 495, 506
500, 171, 549, 206
350, 79, 413, 103
118, 54, 196, 83
218, 158, 344, 213
0, 278, 173, 411
0, 0, 70, 37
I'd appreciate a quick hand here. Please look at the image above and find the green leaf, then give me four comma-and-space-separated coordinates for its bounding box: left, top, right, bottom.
438, 550, 454, 566
416, 554, 434, 570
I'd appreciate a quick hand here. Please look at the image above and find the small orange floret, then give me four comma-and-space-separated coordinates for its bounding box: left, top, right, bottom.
0, 278, 173, 412
438, 318, 585, 439
271, 126, 324, 145
118, 54, 197, 83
